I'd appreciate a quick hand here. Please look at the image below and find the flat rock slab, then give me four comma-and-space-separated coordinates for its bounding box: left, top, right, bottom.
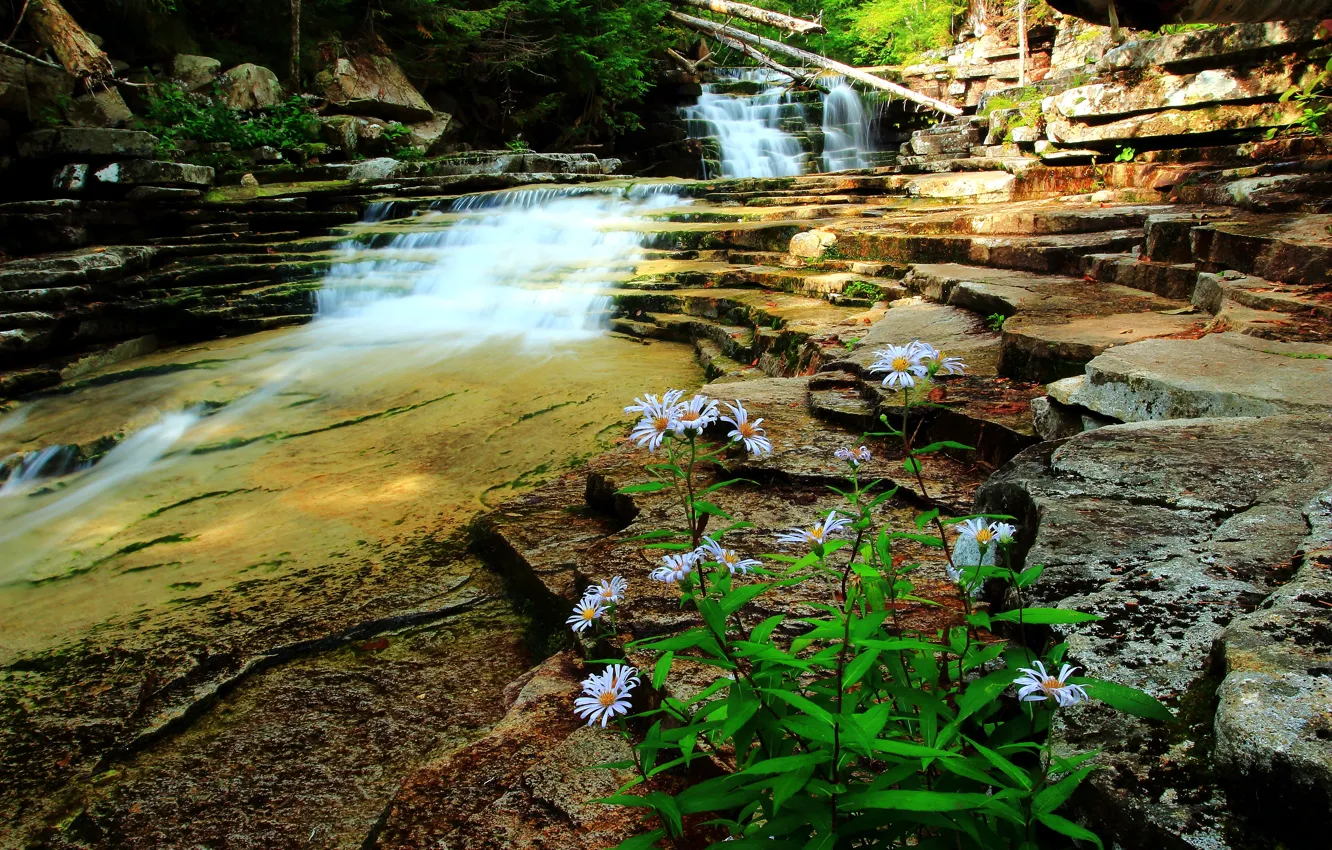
1070, 332, 1332, 421
17, 128, 159, 159
1001, 311, 1203, 383
976, 415, 1332, 850
374, 651, 646, 850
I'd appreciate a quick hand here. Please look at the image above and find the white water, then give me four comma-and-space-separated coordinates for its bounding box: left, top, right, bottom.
0, 183, 688, 558
316, 183, 685, 356
681, 69, 808, 179
820, 81, 875, 172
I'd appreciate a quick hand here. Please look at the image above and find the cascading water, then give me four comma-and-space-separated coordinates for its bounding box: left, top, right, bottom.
0, 182, 692, 574
680, 68, 808, 179
820, 80, 876, 172
315, 183, 685, 355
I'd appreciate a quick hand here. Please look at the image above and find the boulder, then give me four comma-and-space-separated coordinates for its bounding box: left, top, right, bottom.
171, 54, 221, 92
17, 128, 158, 159
93, 160, 214, 188
405, 111, 453, 152
1067, 333, 1332, 422
346, 156, 400, 181
63, 87, 134, 128
789, 229, 838, 258
318, 113, 365, 152
317, 53, 433, 122
975, 415, 1332, 849
0, 54, 74, 116
217, 63, 284, 111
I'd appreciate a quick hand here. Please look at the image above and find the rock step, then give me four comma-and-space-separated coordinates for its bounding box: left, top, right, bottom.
1192, 271, 1332, 342
147, 230, 305, 252
736, 266, 909, 300
902, 262, 1201, 383
1082, 253, 1199, 300
1192, 213, 1332, 286
834, 229, 1143, 277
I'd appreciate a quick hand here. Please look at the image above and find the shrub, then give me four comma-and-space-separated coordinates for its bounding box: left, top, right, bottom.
139, 83, 319, 156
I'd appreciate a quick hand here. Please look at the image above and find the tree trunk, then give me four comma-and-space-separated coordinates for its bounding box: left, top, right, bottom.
289, 0, 301, 88
668, 0, 826, 35
25, 0, 113, 86
709, 33, 816, 85
667, 11, 964, 116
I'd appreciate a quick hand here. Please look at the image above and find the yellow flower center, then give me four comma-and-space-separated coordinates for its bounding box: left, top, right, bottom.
681, 412, 700, 422
891, 357, 911, 372
581, 608, 597, 620
598, 691, 618, 707
738, 422, 756, 438
652, 415, 670, 432
975, 528, 994, 544
807, 525, 823, 539
1041, 677, 1063, 693
600, 588, 614, 599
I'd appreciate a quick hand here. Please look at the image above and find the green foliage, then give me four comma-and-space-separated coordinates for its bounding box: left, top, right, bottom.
1113, 145, 1136, 163
507, 136, 533, 152
986, 313, 1006, 332
1269, 49, 1332, 139
843, 280, 885, 301
586, 360, 1168, 847
816, 0, 965, 66
139, 83, 318, 155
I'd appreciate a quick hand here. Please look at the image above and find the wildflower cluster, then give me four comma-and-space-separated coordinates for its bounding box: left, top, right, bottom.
566, 575, 627, 634
627, 391, 772, 456
571, 343, 1167, 848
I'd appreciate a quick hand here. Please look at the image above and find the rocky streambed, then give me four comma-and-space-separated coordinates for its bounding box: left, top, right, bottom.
3, 133, 1332, 849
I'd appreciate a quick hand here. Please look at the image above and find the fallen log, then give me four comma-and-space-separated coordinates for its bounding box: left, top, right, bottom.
668, 10, 964, 116
709, 33, 816, 85
26, 0, 113, 85
669, 0, 826, 35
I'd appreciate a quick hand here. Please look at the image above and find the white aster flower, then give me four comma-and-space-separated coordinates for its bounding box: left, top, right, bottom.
574, 664, 639, 727
945, 561, 983, 598
910, 340, 967, 377
673, 394, 720, 435
1013, 661, 1090, 708
650, 551, 697, 584
775, 510, 852, 547
697, 537, 761, 575
566, 597, 604, 634
720, 400, 772, 456
869, 344, 928, 390
624, 389, 684, 417
909, 340, 939, 361
834, 445, 873, 467
933, 355, 968, 376
956, 517, 998, 547
585, 576, 629, 605
631, 410, 677, 452
992, 522, 1017, 545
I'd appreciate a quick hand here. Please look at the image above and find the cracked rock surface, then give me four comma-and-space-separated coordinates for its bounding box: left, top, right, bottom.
976, 414, 1332, 850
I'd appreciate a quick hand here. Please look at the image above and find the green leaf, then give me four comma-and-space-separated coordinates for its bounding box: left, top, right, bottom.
842, 648, 881, 687
1036, 813, 1104, 849
838, 789, 992, 812
652, 651, 674, 689
647, 791, 683, 837
738, 752, 832, 776
617, 481, 668, 494
692, 499, 731, 519
1073, 677, 1174, 723
721, 582, 771, 615
992, 608, 1102, 625
912, 440, 974, 455
698, 478, 752, 496
902, 457, 921, 474
762, 689, 837, 726
1033, 766, 1095, 815
956, 667, 1016, 722
613, 829, 667, 850
771, 766, 814, 814
914, 507, 940, 529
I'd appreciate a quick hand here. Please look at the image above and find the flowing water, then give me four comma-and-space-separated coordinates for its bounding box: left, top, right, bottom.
681, 69, 877, 178
0, 183, 702, 659
681, 68, 809, 179
820, 80, 876, 172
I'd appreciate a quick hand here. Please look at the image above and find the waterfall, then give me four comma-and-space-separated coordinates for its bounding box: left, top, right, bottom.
315, 183, 686, 354
680, 69, 808, 179
820, 80, 875, 172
